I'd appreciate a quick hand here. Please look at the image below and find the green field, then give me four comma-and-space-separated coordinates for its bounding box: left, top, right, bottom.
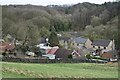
2, 62, 118, 78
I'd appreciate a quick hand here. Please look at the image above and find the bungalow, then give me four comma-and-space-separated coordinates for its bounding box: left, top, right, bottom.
91, 39, 115, 51
71, 37, 92, 49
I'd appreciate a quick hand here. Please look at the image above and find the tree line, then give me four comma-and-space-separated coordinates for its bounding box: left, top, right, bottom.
2, 1, 119, 49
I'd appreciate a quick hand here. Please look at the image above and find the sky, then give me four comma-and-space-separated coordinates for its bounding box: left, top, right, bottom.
0, 0, 116, 6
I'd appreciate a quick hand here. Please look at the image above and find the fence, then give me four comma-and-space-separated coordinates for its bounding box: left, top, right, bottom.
1, 56, 108, 64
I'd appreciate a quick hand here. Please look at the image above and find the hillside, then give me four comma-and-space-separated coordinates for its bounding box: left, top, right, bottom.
2, 1, 119, 49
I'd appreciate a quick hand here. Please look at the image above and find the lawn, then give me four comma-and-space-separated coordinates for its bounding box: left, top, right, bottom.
2, 62, 118, 78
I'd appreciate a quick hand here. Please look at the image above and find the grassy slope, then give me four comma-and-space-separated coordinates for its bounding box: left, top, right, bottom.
2, 62, 118, 78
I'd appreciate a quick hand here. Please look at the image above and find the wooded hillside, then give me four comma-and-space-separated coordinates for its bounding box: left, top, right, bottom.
2, 2, 119, 49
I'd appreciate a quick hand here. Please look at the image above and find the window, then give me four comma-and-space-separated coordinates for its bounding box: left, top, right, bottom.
77, 44, 79, 46
98, 46, 100, 49
93, 46, 95, 48
104, 47, 106, 49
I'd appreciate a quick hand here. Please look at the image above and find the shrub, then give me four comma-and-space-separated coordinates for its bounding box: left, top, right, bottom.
2, 52, 7, 56
86, 54, 92, 59
68, 54, 73, 59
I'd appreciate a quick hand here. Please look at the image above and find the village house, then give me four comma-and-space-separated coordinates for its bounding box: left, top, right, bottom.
59, 37, 71, 49
1, 45, 16, 57
0, 40, 15, 53
36, 42, 82, 59
91, 39, 115, 51
49, 48, 81, 59
53, 48, 72, 59
101, 50, 118, 61
36, 43, 59, 59
71, 37, 92, 49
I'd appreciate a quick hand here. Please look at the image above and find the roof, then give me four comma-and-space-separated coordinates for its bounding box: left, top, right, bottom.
103, 50, 117, 55
39, 46, 52, 50
101, 50, 118, 59
67, 31, 82, 36
39, 38, 47, 43
72, 37, 88, 44
0, 42, 15, 51
47, 47, 59, 54
76, 49, 89, 57
92, 39, 111, 47
59, 37, 71, 41
54, 48, 72, 58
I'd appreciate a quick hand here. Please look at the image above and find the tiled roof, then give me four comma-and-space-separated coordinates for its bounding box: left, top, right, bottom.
54, 48, 72, 58
0, 42, 15, 51
59, 37, 71, 41
72, 37, 88, 44
47, 48, 59, 54
92, 39, 111, 47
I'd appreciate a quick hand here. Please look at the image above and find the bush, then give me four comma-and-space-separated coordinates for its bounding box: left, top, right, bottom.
68, 54, 73, 59
86, 54, 92, 59
2, 52, 7, 56
86, 54, 106, 60
92, 56, 106, 60
31, 46, 40, 52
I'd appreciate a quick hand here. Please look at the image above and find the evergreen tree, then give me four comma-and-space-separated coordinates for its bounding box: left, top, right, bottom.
48, 31, 59, 47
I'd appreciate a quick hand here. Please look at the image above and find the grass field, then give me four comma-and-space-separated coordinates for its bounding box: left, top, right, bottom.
2, 62, 118, 78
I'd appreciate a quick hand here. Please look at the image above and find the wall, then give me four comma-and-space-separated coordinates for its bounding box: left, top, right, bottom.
106, 41, 114, 51
85, 39, 92, 48
101, 53, 112, 59
59, 40, 68, 49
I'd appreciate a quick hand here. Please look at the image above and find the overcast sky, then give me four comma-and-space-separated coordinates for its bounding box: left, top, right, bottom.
0, 0, 116, 6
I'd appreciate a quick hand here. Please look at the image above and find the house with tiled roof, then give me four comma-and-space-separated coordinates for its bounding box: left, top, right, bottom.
0, 42, 15, 53
101, 50, 117, 60
59, 36, 71, 49
71, 37, 92, 49
91, 39, 115, 51
54, 48, 73, 59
